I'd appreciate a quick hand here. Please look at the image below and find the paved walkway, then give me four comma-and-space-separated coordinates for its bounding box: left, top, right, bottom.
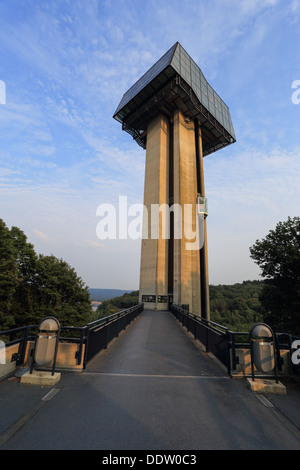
1, 310, 300, 450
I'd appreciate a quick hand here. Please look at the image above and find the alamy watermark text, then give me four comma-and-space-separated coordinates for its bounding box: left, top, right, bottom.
96, 196, 206, 250
0, 80, 6, 104
291, 80, 300, 104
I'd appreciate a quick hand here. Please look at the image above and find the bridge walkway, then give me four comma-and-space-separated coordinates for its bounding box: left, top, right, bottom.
85, 308, 224, 377
1, 310, 300, 450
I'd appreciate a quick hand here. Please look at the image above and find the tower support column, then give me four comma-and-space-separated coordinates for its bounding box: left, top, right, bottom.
196, 124, 210, 320
139, 113, 169, 310
173, 110, 201, 315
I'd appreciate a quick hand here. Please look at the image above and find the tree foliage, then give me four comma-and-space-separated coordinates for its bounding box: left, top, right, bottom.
0, 220, 19, 328
96, 290, 139, 318
96, 283, 264, 333
250, 216, 300, 335
0, 219, 92, 330
210, 281, 264, 332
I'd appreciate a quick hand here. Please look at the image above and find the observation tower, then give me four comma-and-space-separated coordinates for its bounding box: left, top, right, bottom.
113, 42, 235, 318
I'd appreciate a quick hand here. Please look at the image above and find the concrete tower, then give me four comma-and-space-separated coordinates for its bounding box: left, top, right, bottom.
113, 43, 235, 319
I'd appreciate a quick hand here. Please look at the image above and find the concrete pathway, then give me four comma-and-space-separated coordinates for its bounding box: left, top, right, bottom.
0, 310, 300, 450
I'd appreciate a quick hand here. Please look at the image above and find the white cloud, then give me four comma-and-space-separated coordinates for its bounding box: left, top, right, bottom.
0, 0, 299, 289
204, 144, 300, 284
33, 228, 55, 244
75, 239, 106, 248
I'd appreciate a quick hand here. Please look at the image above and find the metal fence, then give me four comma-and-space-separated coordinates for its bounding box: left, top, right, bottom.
170, 304, 231, 373
0, 303, 144, 371
170, 304, 300, 377
276, 332, 300, 377
1, 303, 299, 377
83, 303, 144, 366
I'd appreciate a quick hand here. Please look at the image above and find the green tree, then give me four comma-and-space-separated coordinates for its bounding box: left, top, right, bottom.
0, 219, 92, 330
0, 219, 19, 329
96, 290, 139, 318
9, 225, 39, 325
32, 255, 92, 327
250, 217, 300, 335
209, 281, 264, 332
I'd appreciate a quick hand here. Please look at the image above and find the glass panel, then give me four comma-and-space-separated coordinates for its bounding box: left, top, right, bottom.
208, 100, 215, 114
114, 41, 236, 143
201, 93, 209, 108
172, 56, 180, 72
114, 42, 177, 114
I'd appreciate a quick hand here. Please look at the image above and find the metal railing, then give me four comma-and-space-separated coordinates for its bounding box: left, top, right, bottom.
83, 303, 144, 366
1, 303, 298, 377
170, 304, 231, 373
0, 325, 38, 367
275, 332, 300, 377
0, 303, 144, 371
170, 304, 300, 377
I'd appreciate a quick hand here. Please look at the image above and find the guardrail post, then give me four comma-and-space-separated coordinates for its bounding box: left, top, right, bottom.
75, 327, 86, 366
231, 333, 237, 371
205, 325, 209, 352
17, 326, 30, 366
226, 330, 232, 376
83, 327, 90, 369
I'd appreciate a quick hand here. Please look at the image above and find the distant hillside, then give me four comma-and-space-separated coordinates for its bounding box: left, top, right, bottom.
210, 280, 264, 332
96, 290, 139, 317
88, 288, 134, 302
89, 281, 265, 332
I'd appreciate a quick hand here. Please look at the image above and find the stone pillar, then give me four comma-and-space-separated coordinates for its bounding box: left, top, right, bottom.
139, 113, 169, 310
197, 125, 210, 320
173, 110, 201, 316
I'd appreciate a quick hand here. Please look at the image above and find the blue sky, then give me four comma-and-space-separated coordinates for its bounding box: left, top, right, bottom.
0, 0, 299, 290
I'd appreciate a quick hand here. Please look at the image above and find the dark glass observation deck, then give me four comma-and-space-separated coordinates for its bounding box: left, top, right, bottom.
113, 42, 236, 157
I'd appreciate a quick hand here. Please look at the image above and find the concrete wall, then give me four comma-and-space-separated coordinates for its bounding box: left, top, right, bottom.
24, 341, 85, 371
231, 348, 291, 377
173, 110, 201, 315
139, 113, 169, 310
0, 341, 85, 379
0, 344, 20, 379
139, 110, 204, 314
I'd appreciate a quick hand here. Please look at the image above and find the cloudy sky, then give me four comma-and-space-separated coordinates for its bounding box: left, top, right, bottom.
0, 0, 299, 290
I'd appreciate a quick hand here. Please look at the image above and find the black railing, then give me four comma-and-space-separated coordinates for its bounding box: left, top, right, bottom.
0, 323, 90, 368
275, 332, 300, 377
1, 303, 298, 377
170, 304, 300, 377
83, 303, 144, 366
0, 325, 38, 366
0, 303, 144, 371
170, 304, 231, 373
